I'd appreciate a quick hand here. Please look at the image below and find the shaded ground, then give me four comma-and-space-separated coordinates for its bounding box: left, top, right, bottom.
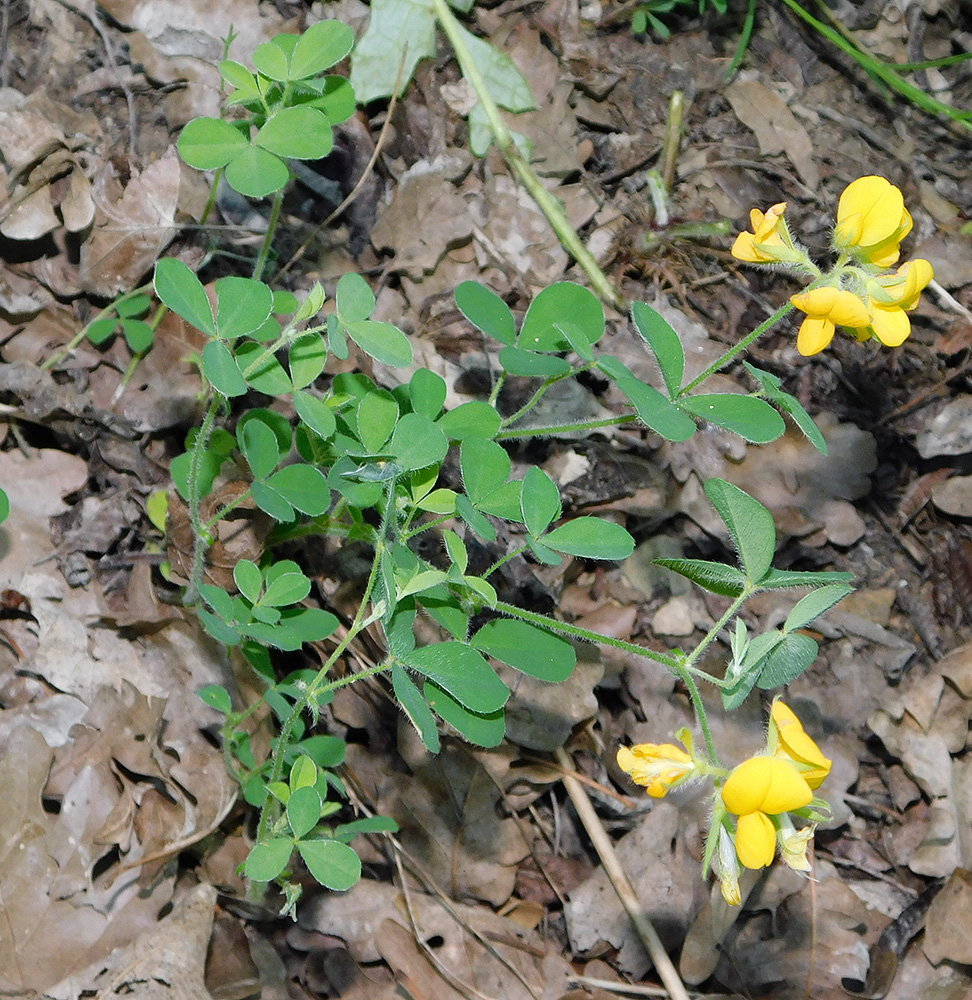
1, 0, 972, 997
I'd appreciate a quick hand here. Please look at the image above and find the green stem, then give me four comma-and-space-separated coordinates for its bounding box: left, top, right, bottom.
199, 166, 224, 227
493, 600, 678, 671
184, 395, 222, 606
677, 301, 795, 397
253, 188, 285, 280
430, 0, 623, 311
256, 549, 384, 843
482, 545, 529, 579
682, 588, 753, 676
42, 283, 153, 371
677, 666, 719, 767
496, 413, 639, 441
202, 486, 254, 531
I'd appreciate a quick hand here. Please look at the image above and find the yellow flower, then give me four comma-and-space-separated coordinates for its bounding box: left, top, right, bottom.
834, 176, 913, 268
790, 286, 870, 356
858, 258, 934, 348
770, 700, 832, 790
722, 756, 813, 869
617, 741, 695, 798
736, 812, 777, 869
731, 203, 800, 264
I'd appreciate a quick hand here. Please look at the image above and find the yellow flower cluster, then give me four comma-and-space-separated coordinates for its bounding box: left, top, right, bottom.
617, 700, 831, 905
732, 176, 933, 357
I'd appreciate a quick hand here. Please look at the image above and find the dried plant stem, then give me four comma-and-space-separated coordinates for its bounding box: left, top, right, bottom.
554, 746, 690, 1000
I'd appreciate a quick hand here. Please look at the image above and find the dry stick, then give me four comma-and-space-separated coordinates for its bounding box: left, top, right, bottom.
553, 747, 690, 1000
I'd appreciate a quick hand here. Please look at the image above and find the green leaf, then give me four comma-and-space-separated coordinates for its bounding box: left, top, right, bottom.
289, 333, 327, 389
239, 417, 281, 481
336, 272, 376, 322
198, 684, 232, 713
290, 20, 355, 79
236, 342, 293, 394
220, 60, 262, 103
264, 465, 331, 515
251, 481, 295, 522
388, 413, 448, 471
758, 568, 855, 591
122, 320, 153, 353
455, 281, 515, 345
116, 294, 151, 319
597, 355, 696, 442
297, 839, 361, 890
477, 480, 522, 521
333, 816, 399, 841
290, 754, 318, 790
252, 38, 292, 81
404, 642, 510, 713
556, 320, 595, 361
783, 583, 853, 632
343, 319, 413, 367
410, 368, 447, 420
443, 529, 467, 574
743, 362, 827, 454
287, 785, 323, 840
234, 559, 263, 603
238, 407, 292, 454
202, 340, 248, 397
471, 618, 575, 682
392, 665, 440, 753
262, 570, 312, 607
424, 680, 505, 747
456, 495, 494, 541
460, 438, 510, 504
721, 670, 759, 711
756, 632, 819, 689
307, 77, 356, 124
704, 479, 776, 584
0, 488, 9, 526
631, 300, 684, 397
356, 390, 399, 453
294, 390, 336, 440
678, 394, 785, 444
244, 838, 294, 881
199, 609, 242, 645
256, 106, 334, 160
653, 558, 748, 597
418, 585, 469, 641
541, 518, 635, 560
397, 569, 449, 600
436, 401, 502, 440
499, 348, 571, 378
519, 282, 603, 351
293, 734, 345, 768
224, 146, 291, 198
417, 488, 456, 514
154, 258, 214, 336
215, 276, 274, 339
178, 117, 248, 169
349, 0, 437, 103
520, 467, 561, 538
86, 317, 118, 345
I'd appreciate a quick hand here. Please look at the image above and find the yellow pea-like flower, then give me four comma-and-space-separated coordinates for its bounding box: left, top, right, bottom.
617, 741, 695, 798
789, 286, 870, 356
731, 203, 800, 264
722, 756, 813, 816
770, 700, 831, 790
735, 811, 777, 869
834, 175, 913, 268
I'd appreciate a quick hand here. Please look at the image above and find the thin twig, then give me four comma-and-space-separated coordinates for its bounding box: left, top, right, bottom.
554, 747, 691, 1000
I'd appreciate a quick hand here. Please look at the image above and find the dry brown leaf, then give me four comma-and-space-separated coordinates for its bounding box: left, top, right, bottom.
79, 151, 180, 297
725, 80, 818, 189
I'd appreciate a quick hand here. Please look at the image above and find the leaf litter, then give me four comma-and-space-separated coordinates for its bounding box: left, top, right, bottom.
1, 0, 972, 996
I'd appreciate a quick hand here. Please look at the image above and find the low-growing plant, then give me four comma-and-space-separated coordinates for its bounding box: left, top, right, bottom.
9, 11, 935, 918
